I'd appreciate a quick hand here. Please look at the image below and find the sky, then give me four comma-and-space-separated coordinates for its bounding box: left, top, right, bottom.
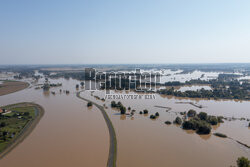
0, 0, 250, 64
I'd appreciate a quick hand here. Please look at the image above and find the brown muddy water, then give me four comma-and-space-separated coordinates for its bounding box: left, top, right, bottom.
0, 78, 109, 167
0, 76, 249, 167
82, 89, 250, 167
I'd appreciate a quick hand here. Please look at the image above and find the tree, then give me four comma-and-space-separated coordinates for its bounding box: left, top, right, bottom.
128, 107, 131, 110
187, 109, 196, 117
0, 122, 6, 127
76, 84, 79, 89
111, 101, 116, 108
207, 116, 218, 125
174, 116, 182, 125
117, 102, 122, 108
87, 102, 92, 107
183, 120, 196, 130
198, 112, 208, 120
143, 109, 149, 114
196, 121, 211, 134
24, 112, 30, 116
80, 82, 84, 87
237, 157, 249, 167
43, 83, 50, 90
150, 115, 156, 119
217, 116, 224, 123
165, 121, 172, 125
182, 118, 211, 134
155, 112, 159, 117
120, 106, 126, 115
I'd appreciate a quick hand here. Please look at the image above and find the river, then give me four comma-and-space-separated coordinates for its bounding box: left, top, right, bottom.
0, 75, 249, 167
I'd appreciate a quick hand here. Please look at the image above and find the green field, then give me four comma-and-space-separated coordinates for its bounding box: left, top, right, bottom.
0, 106, 36, 152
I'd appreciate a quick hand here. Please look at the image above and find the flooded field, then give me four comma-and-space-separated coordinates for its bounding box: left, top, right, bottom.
0, 78, 109, 167
178, 85, 212, 92
81, 89, 250, 167
0, 72, 249, 167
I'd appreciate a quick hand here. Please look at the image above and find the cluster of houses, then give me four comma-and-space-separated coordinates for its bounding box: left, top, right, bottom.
0, 108, 24, 119
0, 108, 12, 115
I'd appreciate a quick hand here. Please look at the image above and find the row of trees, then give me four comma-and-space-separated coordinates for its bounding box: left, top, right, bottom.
158, 79, 250, 100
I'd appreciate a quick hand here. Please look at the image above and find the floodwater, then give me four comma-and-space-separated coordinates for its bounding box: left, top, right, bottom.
0, 73, 249, 167
81, 89, 250, 167
0, 77, 109, 167
178, 85, 212, 92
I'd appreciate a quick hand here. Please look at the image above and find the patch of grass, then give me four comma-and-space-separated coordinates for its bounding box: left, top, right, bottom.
0, 106, 36, 153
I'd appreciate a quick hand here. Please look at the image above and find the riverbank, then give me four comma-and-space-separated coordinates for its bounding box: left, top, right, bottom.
0, 102, 44, 159
76, 92, 117, 167
0, 80, 29, 96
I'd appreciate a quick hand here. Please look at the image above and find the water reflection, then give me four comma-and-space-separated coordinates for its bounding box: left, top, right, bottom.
198, 134, 212, 140
184, 129, 196, 134
212, 123, 221, 130
43, 90, 50, 97
120, 115, 126, 120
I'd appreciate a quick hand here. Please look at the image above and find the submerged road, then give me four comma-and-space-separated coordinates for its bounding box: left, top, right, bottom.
76, 92, 117, 167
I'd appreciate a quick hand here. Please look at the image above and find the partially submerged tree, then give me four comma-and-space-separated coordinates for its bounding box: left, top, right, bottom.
111, 101, 117, 108
196, 121, 211, 134
237, 157, 249, 167
187, 109, 196, 117
150, 115, 156, 119
174, 116, 182, 125
143, 109, 148, 114
182, 118, 211, 134
207, 116, 218, 125
87, 102, 92, 107
80, 82, 84, 87
120, 106, 126, 115
76, 84, 79, 89
155, 112, 159, 117
198, 112, 208, 120
165, 121, 172, 125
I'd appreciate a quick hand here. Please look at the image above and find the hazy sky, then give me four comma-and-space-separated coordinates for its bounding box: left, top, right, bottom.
0, 0, 250, 64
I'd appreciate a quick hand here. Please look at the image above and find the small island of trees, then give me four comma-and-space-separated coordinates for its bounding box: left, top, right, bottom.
182, 110, 225, 134
111, 101, 126, 115
150, 112, 159, 119
87, 102, 93, 107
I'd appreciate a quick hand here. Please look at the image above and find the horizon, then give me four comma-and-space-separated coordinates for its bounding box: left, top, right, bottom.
1, 62, 250, 67
1, 0, 250, 64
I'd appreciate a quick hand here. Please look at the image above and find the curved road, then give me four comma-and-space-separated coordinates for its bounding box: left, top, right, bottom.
76, 92, 117, 167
